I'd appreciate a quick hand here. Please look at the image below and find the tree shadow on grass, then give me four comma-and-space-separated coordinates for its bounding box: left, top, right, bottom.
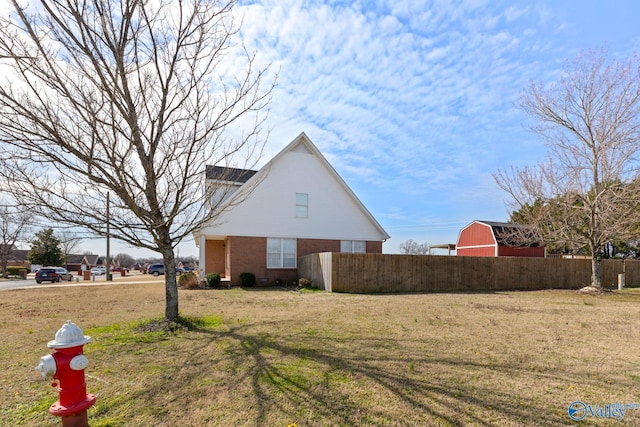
115, 318, 632, 427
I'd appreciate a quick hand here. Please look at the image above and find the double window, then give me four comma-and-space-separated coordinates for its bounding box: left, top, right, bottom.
341, 240, 366, 253
267, 238, 297, 268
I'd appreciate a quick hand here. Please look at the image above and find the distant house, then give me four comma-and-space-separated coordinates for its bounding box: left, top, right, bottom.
85, 254, 101, 268
456, 220, 545, 257
65, 254, 100, 272
1, 247, 29, 267
65, 254, 88, 272
194, 132, 390, 286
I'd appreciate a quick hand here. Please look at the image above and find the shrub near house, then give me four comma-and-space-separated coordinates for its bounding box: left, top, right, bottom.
178, 271, 200, 289
239, 272, 256, 287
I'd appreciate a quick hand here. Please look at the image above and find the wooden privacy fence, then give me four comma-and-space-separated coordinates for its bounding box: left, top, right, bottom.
298, 253, 640, 293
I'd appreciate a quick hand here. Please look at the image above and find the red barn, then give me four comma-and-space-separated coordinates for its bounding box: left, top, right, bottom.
456, 220, 545, 257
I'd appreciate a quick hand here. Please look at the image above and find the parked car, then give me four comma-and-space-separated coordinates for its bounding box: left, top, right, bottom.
147, 263, 164, 276
35, 267, 73, 283
146, 264, 184, 276
90, 266, 106, 275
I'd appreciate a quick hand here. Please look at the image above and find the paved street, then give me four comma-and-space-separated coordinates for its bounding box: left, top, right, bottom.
0, 272, 164, 291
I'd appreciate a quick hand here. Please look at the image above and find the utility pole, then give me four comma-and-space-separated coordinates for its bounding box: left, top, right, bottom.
106, 192, 111, 281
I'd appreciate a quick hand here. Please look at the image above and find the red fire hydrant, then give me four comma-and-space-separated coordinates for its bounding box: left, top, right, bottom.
35, 320, 97, 427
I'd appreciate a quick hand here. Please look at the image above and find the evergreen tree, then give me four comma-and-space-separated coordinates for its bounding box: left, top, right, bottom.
28, 228, 64, 267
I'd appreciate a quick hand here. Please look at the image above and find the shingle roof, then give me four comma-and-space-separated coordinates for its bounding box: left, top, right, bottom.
477, 220, 543, 247
7, 249, 29, 262
66, 254, 87, 264
84, 254, 100, 265
205, 166, 257, 183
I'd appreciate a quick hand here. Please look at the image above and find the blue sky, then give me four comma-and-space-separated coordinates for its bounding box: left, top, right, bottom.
225, 0, 640, 254
17, 0, 636, 258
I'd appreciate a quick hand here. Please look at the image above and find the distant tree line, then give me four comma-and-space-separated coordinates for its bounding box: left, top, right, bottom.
399, 240, 430, 255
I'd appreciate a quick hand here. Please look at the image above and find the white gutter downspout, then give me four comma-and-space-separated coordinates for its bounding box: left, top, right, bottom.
199, 234, 206, 277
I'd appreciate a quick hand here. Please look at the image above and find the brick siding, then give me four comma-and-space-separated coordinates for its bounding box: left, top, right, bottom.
207, 236, 383, 286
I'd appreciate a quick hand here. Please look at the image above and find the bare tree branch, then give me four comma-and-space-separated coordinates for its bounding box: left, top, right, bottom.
495, 48, 640, 290
399, 239, 430, 255
0, 0, 275, 320
0, 198, 32, 277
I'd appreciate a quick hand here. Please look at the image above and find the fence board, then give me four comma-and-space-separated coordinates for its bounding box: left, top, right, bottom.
298, 253, 640, 293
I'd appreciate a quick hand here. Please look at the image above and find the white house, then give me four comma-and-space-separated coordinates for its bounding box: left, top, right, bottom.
194, 132, 389, 286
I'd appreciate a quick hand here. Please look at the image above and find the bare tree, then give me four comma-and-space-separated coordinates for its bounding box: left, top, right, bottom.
399, 239, 430, 255
0, 201, 31, 277
0, 0, 274, 320
113, 252, 135, 268
58, 230, 83, 266
495, 48, 640, 291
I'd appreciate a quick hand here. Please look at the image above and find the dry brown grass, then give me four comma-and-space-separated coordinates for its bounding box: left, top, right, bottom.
1, 281, 640, 426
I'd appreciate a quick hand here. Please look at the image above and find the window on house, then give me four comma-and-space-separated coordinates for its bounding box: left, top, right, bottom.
267, 238, 297, 268
295, 193, 308, 218
340, 240, 366, 253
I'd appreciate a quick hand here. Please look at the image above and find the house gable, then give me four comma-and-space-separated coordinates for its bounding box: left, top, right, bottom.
197, 132, 389, 242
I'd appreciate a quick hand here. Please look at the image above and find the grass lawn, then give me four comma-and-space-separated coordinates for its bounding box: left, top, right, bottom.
1, 283, 640, 426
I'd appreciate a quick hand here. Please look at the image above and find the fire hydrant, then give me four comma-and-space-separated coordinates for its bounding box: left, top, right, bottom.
35, 320, 97, 427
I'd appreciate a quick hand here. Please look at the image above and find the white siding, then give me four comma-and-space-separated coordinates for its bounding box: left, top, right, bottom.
200, 140, 387, 241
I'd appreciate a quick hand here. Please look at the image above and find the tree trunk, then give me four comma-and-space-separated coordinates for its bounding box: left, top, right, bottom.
0, 251, 8, 278
161, 248, 179, 321
590, 255, 603, 289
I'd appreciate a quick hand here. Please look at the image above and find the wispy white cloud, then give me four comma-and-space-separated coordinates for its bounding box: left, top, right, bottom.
233, 0, 640, 251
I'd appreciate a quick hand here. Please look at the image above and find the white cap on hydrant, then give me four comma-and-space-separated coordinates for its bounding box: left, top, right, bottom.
47, 320, 91, 349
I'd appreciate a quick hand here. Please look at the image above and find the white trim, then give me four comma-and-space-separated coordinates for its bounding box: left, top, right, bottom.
456, 244, 496, 250
199, 234, 206, 278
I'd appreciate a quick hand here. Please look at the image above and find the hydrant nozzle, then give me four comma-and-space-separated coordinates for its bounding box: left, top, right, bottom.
35, 320, 97, 423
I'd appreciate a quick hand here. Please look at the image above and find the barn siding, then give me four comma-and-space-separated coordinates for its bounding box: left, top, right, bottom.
457, 222, 495, 247
497, 246, 545, 257
457, 246, 496, 257
457, 221, 545, 258
457, 222, 497, 256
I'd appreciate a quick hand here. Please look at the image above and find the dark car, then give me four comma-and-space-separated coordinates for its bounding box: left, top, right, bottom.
147, 263, 164, 276
35, 267, 73, 283
147, 264, 183, 276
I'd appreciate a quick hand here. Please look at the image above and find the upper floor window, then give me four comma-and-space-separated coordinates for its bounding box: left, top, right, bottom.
295, 193, 308, 218
341, 240, 366, 253
209, 184, 238, 208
